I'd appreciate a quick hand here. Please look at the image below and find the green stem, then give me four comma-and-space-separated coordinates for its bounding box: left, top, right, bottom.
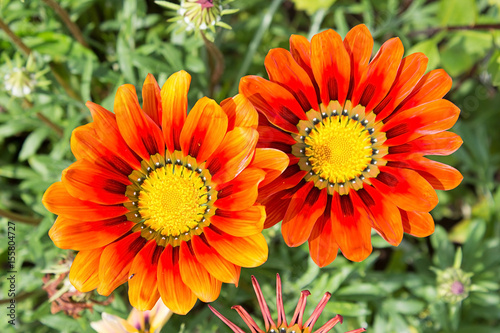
202, 32, 224, 98
0, 208, 42, 225
230, 0, 284, 95
42, 0, 90, 49
308, 8, 328, 40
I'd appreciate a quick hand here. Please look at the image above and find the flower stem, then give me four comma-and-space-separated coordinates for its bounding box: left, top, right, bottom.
0, 208, 42, 225
42, 0, 90, 49
202, 32, 224, 98
230, 0, 284, 95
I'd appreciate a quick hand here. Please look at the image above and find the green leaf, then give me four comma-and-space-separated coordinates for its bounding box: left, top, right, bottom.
18, 127, 51, 161
439, 0, 477, 26
440, 31, 493, 77
487, 49, 500, 87
406, 37, 442, 71
383, 298, 426, 315
430, 225, 455, 268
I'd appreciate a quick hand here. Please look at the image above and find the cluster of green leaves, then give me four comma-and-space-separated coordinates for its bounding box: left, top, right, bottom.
0, 0, 499, 332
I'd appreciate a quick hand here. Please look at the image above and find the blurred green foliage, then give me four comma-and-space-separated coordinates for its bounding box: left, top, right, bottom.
0, 0, 499, 332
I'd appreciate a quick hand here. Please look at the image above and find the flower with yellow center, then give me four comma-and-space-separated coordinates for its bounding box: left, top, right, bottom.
43, 71, 289, 314
240, 24, 463, 266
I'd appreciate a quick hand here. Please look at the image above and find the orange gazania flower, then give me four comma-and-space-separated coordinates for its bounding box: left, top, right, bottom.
209, 274, 366, 333
239, 25, 463, 266
42, 71, 288, 314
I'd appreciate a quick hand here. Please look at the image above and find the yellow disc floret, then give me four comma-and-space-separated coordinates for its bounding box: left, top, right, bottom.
305, 115, 372, 184
138, 166, 208, 237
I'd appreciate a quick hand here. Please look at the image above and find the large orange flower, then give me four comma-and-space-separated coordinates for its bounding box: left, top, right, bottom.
239, 25, 463, 266
42, 71, 288, 314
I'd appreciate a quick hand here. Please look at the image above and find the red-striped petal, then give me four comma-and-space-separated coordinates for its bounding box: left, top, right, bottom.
157, 245, 197, 315
214, 168, 266, 211
210, 205, 265, 237
352, 38, 404, 112
98, 232, 146, 296
191, 235, 241, 285
383, 99, 460, 146
282, 181, 327, 247
400, 209, 435, 237
62, 159, 130, 205
343, 24, 373, 101
330, 192, 372, 262
128, 240, 162, 310
42, 182, 129, 221
161, 70, 190, 152
69, 247, 103, 292
308, 199, 338, 267
206, 127, 259, 185
220, 94, 259, 131
179, 97, 228, 163
142, 73, 163, 127
49, 216, 133, 251
204, 228, 268, 268
311, 29, 350, 106
179, 241, 222, 303
114, 84, 165, 160
370, 166, 438, 212
239, 75, 307, 133
266, 48, 319, 112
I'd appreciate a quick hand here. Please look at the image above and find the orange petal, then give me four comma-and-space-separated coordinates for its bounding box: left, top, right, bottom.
157, 245, 197, 315
204, 227, 268, 268
343, 24, 373, 100
114, 84, 165, 160
220, 94, 259, 131
214, 168, 266, 211
42, 182, 128, 221
386, 131, 463, 159
62, 159, 130, 205
191, 235, 241, 285
260, 190, 293, 228
257, 125, 296, 153
98, 232, 146, 296
179, 97, 228, 163
266, 48, 319, 112
387, 157, 463, 191
352, 37, 404, 112
290, 34, 321, 99
179, 241, 222, 303
257, 164, 307, 201
210, 205, 265, 237
330, 192, 372, 262
282, 181, 327, 247
383, 99, 460, 146
142, 74, 163, 127
239, 75, 307, 133
393, 69, 452, 116
311, 29, 350, 106
370, 166, 438, 212
248, 148, 289, 188
161, 70, 190, 152
400, 210, 435, 237
128, 240, 162, 310
206, 127, 259, 185
308, 200, 338, 267
69, 248, 103, 292
70, 123, 139, 175
374, 52, 428, 120
355, 185, 403, 246
49, 216, 133, 251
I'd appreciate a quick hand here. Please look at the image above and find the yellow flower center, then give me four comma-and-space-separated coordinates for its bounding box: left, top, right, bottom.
138, 166, 209, 237
304, 115, 372, 184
